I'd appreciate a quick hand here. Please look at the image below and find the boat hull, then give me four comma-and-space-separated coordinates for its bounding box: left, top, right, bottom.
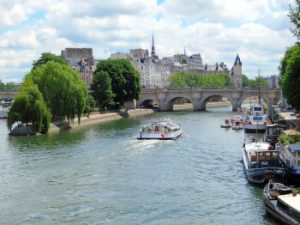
242, 148, 285, 184
263, 183, 300, 225
137, 129, 183, 140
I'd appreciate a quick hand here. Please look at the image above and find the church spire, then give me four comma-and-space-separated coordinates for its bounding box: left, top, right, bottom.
184, 46, 186, 56
151, 34, 156, 58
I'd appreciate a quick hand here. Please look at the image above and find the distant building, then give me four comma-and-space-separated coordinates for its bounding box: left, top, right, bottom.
264, 75, 279, 89
109, 36, 241, 89
61, 48, 96, 87
231, 54, 242, 88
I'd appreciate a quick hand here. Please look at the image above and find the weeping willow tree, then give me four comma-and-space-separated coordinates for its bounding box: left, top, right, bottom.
7, 84, 50, 133
25, 61, 89, 123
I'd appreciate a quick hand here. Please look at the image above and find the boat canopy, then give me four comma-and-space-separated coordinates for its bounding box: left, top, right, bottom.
245, 142, 271, 152
288, 144, 300, 153
141, 120, 180, 131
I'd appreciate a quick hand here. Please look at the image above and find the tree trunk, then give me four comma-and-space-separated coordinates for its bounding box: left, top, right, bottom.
296, 119, 300, 131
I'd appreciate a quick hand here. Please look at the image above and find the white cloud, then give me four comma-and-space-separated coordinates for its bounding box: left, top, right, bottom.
0, 0, 296, 82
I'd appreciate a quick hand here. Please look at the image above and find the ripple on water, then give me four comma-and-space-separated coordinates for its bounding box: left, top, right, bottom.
0, 110, 277, 225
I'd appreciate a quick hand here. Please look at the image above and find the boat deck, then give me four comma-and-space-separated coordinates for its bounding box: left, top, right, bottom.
278, 194, 300, 215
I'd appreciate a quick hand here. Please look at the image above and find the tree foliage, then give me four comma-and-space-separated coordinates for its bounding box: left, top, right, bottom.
242, 74, 268, 88
93, 59, 141, 108
91, 71, 115, 110
7, 84, 50, 133
289, 0, 300, 40
280, 43, 300, 111
0, 80, 20, 91
169, 71, 232, 88
25, 61, 89, 123
32, 52, 67, 70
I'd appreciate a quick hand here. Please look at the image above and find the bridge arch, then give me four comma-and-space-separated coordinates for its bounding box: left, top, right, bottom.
139, 88, 280, 112
162, 96, 195, 111
197, 94, 234, 111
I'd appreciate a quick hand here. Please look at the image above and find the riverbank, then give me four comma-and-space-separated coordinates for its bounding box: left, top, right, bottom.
173, 101, 231, 110
48, 108, 154, 133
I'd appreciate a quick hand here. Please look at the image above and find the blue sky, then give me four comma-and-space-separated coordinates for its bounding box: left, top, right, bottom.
0, 0, 296, 82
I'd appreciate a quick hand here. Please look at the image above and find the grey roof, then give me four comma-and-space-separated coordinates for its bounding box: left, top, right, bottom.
288, 144, 300, 152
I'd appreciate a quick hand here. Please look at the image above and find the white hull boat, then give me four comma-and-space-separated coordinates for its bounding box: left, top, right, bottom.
137, 120, 183, 140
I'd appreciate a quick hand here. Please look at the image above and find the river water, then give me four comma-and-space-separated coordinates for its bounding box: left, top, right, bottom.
0, 107, 282, 225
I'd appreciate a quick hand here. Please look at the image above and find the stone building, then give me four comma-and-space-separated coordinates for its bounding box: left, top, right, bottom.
264, 75, 279, 89
109, 36, 243, 89
61, 48, 96, 87
231, 54, 243, 88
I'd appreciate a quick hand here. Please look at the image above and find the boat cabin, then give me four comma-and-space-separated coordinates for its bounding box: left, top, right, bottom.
250, 105, 264, 116
281, 144, 300, 170
264, 124, 285, 144
246, 142, 280, 168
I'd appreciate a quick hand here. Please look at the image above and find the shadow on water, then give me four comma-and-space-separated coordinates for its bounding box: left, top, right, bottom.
7, 131, 86, 152
7, 117, 143, 152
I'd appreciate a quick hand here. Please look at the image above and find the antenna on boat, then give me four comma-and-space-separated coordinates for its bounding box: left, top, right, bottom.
257, 69, 261, 105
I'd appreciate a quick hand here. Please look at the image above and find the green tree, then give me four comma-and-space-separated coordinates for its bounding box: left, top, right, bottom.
91, 71, 115, 110
25, 61, 88, 123
0, 80, 5, 90
94, 59, 141, 108
170, 72, 232, 88
280, 43, 300, 111
7, 84, 50, 133
289, 0, 300, 40
242, 74, 250, 87
32, 52, 67, 70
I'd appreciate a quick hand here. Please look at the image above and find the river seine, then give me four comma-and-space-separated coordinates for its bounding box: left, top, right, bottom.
0, 107, 282, 225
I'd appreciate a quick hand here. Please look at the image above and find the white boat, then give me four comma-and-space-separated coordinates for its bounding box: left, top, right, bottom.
242, 139, 285, 184
244, 104, 269, 133
137, 120, 183, 140
277, 130, 300, 181
263, 181, 300, 225
220, 118, 231, 128
232, 120, 243, 130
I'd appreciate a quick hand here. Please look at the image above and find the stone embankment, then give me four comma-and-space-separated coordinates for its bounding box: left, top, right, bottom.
48, 109, 154, 133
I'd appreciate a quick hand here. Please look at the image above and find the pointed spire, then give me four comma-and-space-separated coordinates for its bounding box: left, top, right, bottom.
234, 54, 242, 66
151, 34, 156, 57
184, 46, 186, 56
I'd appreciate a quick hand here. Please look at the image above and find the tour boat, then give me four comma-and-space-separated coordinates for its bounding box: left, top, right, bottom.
244, 104, 269, 133
220, 118, 231, 128
137, 120, 183, 140
242, 139, 285, 184
263, 180, 300, 225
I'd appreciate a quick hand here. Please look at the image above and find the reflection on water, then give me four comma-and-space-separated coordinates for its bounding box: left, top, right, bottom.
0, 108, 282, 225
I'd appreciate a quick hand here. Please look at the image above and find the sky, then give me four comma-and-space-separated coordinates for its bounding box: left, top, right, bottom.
0, 0, 297, 83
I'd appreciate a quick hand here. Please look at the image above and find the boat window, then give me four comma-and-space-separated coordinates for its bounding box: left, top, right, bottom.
298, 160, 300, 167
253, 107, 262, 111
298, 152, 300, 157
253, 116, 262, 121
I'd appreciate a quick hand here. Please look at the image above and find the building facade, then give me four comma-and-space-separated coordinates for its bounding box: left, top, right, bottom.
109, 36, 241, 89
231, 54, 243, 88
61, 48, 96, 87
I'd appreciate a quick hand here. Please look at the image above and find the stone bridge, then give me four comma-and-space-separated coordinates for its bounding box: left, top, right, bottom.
138, 88, 280, 111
